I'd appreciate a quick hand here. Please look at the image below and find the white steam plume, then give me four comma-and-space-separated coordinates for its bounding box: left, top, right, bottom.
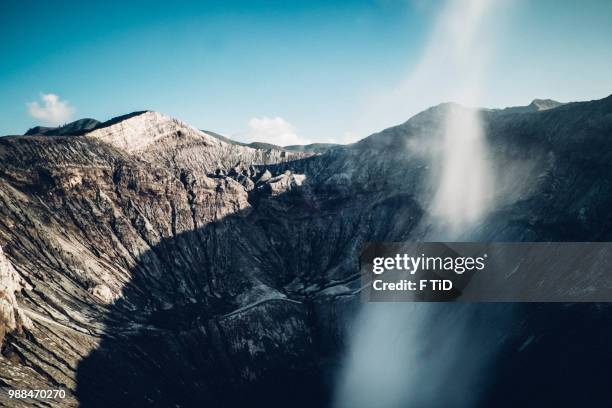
425, 0, 497, 235
334, 304, 513, 408
431, 104, 493, 235
334, 1, 506, 407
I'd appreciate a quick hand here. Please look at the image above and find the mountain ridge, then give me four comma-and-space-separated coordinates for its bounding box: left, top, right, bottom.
24, 118, 101, 136
19, 96, 589, 151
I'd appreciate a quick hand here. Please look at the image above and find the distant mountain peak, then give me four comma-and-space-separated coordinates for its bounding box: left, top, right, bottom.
203, 130, 339, 154
528, 99, 563, 111
497, 98, 565, 115
24, 118, 101, 136
85, 110, 204, 152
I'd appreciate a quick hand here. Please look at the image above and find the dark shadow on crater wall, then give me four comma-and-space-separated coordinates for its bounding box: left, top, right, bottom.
74, 201, 340, 407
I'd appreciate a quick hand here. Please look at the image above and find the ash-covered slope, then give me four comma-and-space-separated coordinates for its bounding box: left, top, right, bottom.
1, 95, 612, 407
86, 111, 311, 172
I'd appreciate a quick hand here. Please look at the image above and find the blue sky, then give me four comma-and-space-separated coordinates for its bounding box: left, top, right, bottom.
1, 0, 612, 143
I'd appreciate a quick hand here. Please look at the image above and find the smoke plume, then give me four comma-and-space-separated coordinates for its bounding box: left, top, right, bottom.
334, 1, 507, 407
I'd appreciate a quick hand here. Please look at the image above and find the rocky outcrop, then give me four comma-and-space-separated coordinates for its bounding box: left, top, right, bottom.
260, 171, 306, 196
498, 98, 565, 114
0, 245, 31, 346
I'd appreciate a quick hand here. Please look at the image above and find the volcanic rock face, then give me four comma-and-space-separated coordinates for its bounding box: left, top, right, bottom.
1, 96, 612, 407
87, 111, 310, 173
0, 246, 31, 346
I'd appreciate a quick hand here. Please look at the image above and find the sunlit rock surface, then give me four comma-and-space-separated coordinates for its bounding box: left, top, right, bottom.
0, 245, 31, 346
87, 110, 310, 172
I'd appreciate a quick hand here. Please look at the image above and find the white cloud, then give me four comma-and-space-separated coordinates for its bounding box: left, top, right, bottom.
27, 93, 75, 126
238, 116, 310, 146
